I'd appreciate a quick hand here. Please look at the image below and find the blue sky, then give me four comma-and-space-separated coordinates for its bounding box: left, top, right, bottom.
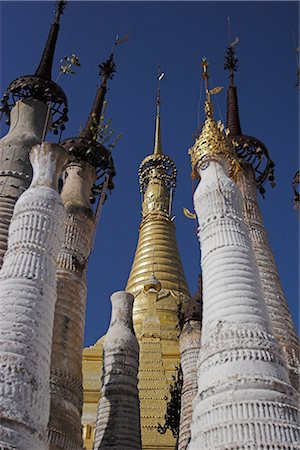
1, 1, 299, 346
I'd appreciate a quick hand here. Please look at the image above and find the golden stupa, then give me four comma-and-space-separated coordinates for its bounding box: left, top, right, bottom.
82, 73, 190, 450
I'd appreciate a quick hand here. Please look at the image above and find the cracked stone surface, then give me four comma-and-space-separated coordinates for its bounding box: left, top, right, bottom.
93, 291, 142, 450
0, 142, 67, 449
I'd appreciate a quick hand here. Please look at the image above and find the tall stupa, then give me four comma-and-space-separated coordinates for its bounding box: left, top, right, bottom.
224, 42, 300, 389
0, 0, 68, 268
82, 72, 190, 450
188, 58, 299, 449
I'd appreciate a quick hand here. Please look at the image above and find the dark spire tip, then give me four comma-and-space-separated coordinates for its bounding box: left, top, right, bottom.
55, 0, 67, 23
224, 45, 239, 75
99, 54, 116, 82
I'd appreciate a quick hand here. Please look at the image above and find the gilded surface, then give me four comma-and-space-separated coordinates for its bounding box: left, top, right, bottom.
189, 59, 240, 180
82, 106, 190, 449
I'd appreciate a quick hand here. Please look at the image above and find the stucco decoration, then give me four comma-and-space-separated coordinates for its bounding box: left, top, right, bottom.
93, 291, 142, 450
0, 142, 67, 449
238, 162, 300, 390
189, 156, 299, 449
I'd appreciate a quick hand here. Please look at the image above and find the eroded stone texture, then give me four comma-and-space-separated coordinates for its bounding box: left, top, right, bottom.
0, 142, 67, 449
93, 291, 141, 450
47, 162, 96, 450
189, 157, 299, 449
0, 98, 51, 268
178, 289, 202, 450
238, 163, 300, 390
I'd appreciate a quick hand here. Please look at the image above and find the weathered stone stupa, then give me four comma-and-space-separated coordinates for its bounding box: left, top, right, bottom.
224, 42, 300, 390
82, 72, 190, 450
47, 54, 116, 450
188, 58, 299, 449
0, 142, 68, 449
0, 0, 68, 269
93, 291, 141, 450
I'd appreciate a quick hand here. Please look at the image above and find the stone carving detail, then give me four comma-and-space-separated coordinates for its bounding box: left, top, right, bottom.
238, 163, 300, 390
0, 142, 67, 449
48, 162, 96, 450
0, 99, 50, 268
188, 157, 300, 449
93, 291, 142, 450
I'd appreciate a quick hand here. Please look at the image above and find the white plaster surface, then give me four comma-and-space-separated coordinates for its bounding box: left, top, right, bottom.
0, 142, 67, 449
188, 157, 300, 449
93, 291, 142, 450
0, 99, 50, 268
238, 164, 300, 390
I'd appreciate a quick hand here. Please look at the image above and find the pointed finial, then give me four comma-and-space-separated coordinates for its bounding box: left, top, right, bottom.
224, 35, 242, 136
224, 37, 239, 87
81, 53, 116, 141
35, 0, 67, 80
201, 57, 213, 118
1, 0, 68, 132
153, 66, 165, 154
54, 0, 67, 24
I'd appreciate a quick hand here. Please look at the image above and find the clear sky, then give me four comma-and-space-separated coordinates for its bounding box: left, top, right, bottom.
1, 1, 299, 347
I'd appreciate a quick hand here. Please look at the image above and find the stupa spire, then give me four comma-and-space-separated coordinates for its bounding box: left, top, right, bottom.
153, 67, 164, 154
188, 59, 299, 450
1, 0, 68, 133
61, 52, 116, 192
224, 39, 275, 194
190, 58, 239, 180
81, 53, 116, 142
224, 39, 300, 389
35, 0, 67, 80
224, 40, 242, 136
124, 73, 190, 448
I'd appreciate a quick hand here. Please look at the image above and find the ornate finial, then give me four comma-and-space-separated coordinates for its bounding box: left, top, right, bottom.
99, 53, 116, 82
189, 58, 239, 179
138, 67, 176, 200
1, 0, 68, 132
224, 38, 239, 86
60, 50, 118, 201
201, 58, 214, 118
35, 1, 68, 80
154, 67, 165, 154
223, 36, 275, 195
80, 53, 116, 142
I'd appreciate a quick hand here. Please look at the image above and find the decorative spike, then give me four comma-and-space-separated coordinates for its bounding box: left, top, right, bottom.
99, 53, 116, 81
201, 58, 213, 118
54, 0, 67, 23
224, 44, 242, 136
82, 54, 116, 140
153, 67, 164, 155
35, 1, 67, 79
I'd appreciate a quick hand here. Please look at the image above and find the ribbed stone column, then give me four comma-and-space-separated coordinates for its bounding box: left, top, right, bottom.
178, 295, 201, 450
0, 98, 50, 268
238, 163, 300, 390
48, 161, 96, 450
189, 157, 299, 449
0, 142, 67, 449
93, 291, 141, 450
